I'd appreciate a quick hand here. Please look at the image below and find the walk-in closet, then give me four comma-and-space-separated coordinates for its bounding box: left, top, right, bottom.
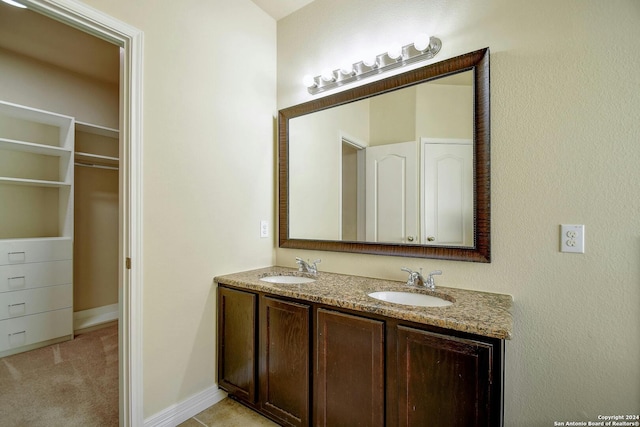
0, 2, 121, 424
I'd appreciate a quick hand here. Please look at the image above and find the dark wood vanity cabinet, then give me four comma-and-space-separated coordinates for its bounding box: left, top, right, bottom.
260, 296, 310, 426
218, 286, 310, 427
394, 326, 498, 427
315, 309, 385, 427
217, 286, 257, 403
217, 284, 504, 427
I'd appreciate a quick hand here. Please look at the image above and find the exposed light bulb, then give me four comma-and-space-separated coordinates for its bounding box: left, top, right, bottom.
363, 57, 378, 68
340, 64, 354, 76
1, 0, 27, 8
320, 69, 335, 82
414, 33, 431, 52
387, 46, 402, 60
302, 75, 316, 88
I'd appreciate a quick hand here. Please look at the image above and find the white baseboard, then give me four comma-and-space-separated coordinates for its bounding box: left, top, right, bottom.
74, 303, 119, 331
144, 386, 227, 427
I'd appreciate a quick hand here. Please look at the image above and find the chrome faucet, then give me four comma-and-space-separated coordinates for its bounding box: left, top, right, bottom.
401, 268, 442, 290
295, 257, 321, 275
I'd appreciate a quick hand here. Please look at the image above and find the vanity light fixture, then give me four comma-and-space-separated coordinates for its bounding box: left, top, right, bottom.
303, 33, 442, 95
1, 0, 27, 8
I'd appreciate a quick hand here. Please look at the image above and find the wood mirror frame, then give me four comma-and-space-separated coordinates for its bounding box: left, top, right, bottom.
278, 48, 490, 262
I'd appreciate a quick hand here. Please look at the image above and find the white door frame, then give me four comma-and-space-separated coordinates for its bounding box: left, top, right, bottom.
22, 1, 144, 426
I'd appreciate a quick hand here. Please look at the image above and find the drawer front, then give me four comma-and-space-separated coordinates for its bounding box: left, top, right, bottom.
0, 239, 72, 266
0, 308, 72, 352
0, 260, 72, 293
0, 284, 72, 321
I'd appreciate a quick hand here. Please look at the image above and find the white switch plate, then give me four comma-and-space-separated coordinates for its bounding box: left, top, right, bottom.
560, 224, 584, 253
260, 220, 269, 238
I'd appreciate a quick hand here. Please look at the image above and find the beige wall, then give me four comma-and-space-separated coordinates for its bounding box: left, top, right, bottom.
416, 82, 473, 139
369, 87, 415, 145
79, 0, 277, 417
0, 48, 118, 127
289, 100, 369, 239
277, 0, 640, 424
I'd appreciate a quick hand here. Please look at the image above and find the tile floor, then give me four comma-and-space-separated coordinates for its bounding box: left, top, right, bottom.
178, 398, 279, 427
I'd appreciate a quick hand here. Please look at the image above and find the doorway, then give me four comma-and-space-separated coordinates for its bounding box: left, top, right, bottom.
2, 0, 143, 425
340, 136, 365, 241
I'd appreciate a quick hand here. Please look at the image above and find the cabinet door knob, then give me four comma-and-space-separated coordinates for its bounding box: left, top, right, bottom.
407, 236, 414, 242
427, 236, 435, 242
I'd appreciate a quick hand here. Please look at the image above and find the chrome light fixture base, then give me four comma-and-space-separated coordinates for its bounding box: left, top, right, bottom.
305, 36, 442, 95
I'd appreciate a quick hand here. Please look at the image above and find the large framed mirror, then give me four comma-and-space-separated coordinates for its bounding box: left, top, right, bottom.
278, 48, 490, 262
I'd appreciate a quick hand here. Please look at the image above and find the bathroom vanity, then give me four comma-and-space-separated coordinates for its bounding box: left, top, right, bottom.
215, 267, 512, 427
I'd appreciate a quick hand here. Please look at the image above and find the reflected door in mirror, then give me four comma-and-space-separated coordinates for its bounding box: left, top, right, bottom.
365, 141, 418, 244
422, 139, 473, 246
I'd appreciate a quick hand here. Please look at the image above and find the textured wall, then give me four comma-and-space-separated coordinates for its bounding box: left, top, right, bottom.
277, 0, 640, 424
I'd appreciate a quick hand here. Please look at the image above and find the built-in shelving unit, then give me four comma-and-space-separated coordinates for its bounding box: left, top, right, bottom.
0, 100, 75, 357
0, 100, 74, 239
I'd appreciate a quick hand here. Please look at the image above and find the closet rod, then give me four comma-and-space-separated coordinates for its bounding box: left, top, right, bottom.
74, 162, 119, 171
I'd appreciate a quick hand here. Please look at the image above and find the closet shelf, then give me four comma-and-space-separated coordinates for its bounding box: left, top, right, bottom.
75, 151, 119, 167
0, 138, 72, 157
0, 177, 71, 188
75, 121, 118, 138
0, 100, 75, 130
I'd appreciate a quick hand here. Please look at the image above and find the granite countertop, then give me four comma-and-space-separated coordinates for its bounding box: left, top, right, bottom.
214, 266, 513, 340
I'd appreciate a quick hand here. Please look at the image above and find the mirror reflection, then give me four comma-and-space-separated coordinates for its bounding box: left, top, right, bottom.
289, 71, 474, 247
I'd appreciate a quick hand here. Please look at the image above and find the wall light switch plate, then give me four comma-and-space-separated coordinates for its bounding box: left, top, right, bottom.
560, 224, 584, 253
260, 220, 269, 238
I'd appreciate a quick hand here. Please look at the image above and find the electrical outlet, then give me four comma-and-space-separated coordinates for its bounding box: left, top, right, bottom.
560, 224, 584, 253
260, 220, 269, 238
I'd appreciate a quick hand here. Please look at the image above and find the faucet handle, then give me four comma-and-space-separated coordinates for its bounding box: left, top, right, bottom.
401, 267, 417, 286
425, 270, 442, 289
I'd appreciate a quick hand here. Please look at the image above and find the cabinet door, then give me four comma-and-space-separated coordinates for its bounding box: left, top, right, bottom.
218, 286, 257, 403
396, 326, 494, 427
315, 308, 385, 427
260, 296, 310, 427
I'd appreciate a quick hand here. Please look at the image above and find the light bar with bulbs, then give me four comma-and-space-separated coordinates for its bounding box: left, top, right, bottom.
303, 33, 442, 95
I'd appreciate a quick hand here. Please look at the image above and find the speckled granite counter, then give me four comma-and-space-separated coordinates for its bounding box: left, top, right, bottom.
214, 267, 513, 340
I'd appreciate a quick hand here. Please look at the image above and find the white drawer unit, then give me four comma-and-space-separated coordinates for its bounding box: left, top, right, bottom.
0, 308, 73, 354
0, 284, 72, 321
1, 101, 75, 357
0, 238, 72, 266
0, 260, 72, 293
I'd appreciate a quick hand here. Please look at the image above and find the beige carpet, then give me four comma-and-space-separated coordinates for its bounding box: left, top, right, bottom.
0, 324, 119, 427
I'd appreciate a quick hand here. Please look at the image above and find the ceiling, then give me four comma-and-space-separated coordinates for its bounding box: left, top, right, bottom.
250, 0, 315, 21
0, 0, 313, 85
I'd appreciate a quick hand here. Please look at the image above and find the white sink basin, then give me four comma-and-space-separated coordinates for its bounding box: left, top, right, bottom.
260, 275, 316, 284
368, 291, 452, 307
